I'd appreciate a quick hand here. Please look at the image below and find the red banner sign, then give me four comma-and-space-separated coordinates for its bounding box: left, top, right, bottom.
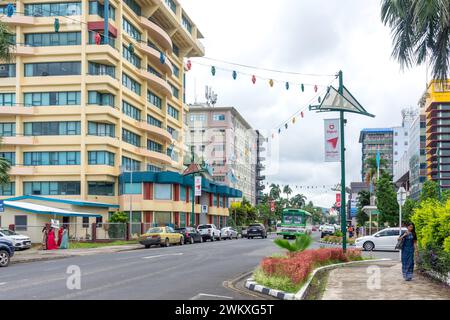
336, 194, 341, 208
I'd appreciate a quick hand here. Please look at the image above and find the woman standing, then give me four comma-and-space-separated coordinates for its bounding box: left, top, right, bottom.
41, 224, 50, 250
57, 227, 63, 247
398, 222, 418, 281
47, 227, 58, 250
59, 226, 69, 249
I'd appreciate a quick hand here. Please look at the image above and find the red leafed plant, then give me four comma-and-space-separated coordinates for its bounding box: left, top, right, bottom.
260, 248, 362, 285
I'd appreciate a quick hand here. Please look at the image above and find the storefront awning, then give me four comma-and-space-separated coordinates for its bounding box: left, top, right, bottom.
3, 201, 103, 218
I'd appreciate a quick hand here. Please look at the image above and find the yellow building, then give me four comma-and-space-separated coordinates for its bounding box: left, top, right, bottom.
0, 0, 241, 230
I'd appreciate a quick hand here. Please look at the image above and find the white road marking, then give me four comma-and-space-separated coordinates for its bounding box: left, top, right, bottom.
142, 253, 183, 259
190, 293, 233, 300
0, 282, 7, 286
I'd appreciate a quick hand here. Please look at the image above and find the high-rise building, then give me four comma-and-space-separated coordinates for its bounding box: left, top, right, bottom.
359, 129, 394, 181
187, 105, 265, 205
424, 80, 450, 190
0, 0, 242, 229
255, 130, 266, 205
408, 111, 427, 200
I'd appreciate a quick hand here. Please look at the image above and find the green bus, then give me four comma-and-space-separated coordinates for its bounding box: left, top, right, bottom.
277, 208, 313, 239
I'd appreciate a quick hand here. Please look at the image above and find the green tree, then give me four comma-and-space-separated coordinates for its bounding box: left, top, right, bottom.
290, 193, 307, 208
420, 180, 440, 202
283, 185, 293, 203
375, 173, 399, 226
0, 138, 11, 185
364, 157, 388, 185
356, 190, 370, 226
381, 0, 450, 81
0, 21, 14, 62
273, 234, 312, 253
108, 211, 129, 239
269, 184, 281, 200
402, 197, 418, 223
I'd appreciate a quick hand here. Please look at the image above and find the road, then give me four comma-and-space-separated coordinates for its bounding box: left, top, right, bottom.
0, 232, 398, 300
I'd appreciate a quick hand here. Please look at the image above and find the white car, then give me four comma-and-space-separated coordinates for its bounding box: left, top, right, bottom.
320, 224, 336, 238
197, 224, 221, 241
220, 227, 238, 240
355, 227, 407, 251
0, 229, 32, 250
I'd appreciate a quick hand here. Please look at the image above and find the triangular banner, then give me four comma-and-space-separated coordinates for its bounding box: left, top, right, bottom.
316, 86, 374, 117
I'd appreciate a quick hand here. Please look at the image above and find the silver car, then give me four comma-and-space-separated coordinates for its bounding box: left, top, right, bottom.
221, 227, 238, 240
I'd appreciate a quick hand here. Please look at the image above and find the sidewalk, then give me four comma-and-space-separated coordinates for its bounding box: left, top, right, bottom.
12, 244, 142, 264
322, 260, 450, 300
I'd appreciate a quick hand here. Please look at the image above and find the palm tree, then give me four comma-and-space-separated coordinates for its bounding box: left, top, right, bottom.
364, 157, 388, 184
0, 138, 11, 185
0, 21, 14, 62
381, 0, 450, 81
269, 184, 281, 200
282, 185, 292, 203
274, 234, 312, 253
290, 194, 307, 208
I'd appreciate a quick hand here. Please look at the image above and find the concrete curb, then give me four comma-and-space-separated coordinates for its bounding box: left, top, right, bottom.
318, 241, 356, 246
245, 258, 392, 300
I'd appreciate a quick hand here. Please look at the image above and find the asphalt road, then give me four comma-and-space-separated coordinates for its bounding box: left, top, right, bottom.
0, 232, 398, 300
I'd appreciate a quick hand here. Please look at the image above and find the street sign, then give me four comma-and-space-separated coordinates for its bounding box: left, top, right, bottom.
194, 176, 202, 196
397, 187, 407, 206
0, 200, 4, 212
201, 205, 208, 214
324, 119, 341, 162
270, 201, 275, 213
350, 199, 357, 217
336, 194, 341, 208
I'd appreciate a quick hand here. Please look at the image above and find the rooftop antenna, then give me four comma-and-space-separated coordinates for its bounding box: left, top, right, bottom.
205, 86, 218, 107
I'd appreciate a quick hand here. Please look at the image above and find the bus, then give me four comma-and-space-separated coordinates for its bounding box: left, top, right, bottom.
277, 208, 313, 239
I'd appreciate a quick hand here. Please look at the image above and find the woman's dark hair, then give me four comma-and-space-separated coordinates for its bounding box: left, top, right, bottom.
407, 222, 417, 241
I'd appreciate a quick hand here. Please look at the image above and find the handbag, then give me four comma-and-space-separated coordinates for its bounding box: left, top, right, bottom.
395, 237, 404, 250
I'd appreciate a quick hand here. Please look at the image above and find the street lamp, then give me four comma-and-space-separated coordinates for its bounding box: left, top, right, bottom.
397, 186, 407, 260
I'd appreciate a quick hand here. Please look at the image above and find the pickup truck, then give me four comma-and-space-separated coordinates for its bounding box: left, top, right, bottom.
197, 224, 221, 242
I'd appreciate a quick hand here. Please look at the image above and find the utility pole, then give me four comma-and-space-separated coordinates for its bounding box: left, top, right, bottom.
338, 71, 347, 252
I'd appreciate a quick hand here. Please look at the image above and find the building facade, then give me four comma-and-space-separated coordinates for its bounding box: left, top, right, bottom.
0, 0, 241, 228
255, 130, 266, 205
424, 80, 450, 190
408, 112, 427, 200
187, 105, 264, 205
359, 129, 394, 182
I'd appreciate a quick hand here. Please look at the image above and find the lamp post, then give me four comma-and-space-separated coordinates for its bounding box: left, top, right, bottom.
397, 186, 407, 260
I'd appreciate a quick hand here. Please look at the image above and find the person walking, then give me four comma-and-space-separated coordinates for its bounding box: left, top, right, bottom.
59, 226, 69, 249
398, 222, 418, 281
47, 227, 58, 250
41, 224, 50, 250
57, 226, 63, 247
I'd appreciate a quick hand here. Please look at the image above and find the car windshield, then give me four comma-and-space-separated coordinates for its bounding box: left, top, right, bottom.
221, 228, 229, 231
198, 225, 211, 229
0, 229, 17, 236
249, 224, 261, 228
146, 228, 163, 234
175, 228, 185, 232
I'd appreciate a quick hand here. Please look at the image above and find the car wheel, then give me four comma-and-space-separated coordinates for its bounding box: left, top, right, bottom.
218, 235, 222, 241
211, 236, 215, 242
145, 244, 151, 249
190, 237, 195, 245
0, 250, 10, 267
164, 238, 170, 247
179, 237, 184, 246
321, 233, 325, 238
363, 241, 375, 251
200, 236, 203, 243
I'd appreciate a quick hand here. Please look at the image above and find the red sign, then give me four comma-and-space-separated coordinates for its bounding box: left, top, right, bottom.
270, 201, 275, 213
336, 194, 341, 208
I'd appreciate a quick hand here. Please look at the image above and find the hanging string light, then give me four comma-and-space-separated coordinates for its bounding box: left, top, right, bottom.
314, 85, 318, 92
292, 117, 296, 124
54, 18, 60, 33
211, 66, 216, 76
6, 3, 14, 17
232, 70, 237, 80
160, 52, 166, 64
318, 96, 322, 103
186, 60, 192, 71
128, 43, 134, 54
301, 84, 305, 92
269, 79, 274, 87
285, 82, 290, 90
301, 111, 304, 118
252, 75, 256, 84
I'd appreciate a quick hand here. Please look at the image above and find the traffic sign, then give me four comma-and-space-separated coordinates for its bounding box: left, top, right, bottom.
336, 194, 341, 208
397, 187, 407, 206
270, 201, 275, 213
0, 200, 4, 212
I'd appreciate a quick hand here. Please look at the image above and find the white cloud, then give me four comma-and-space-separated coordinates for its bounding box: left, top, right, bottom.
180, 0, 427, 207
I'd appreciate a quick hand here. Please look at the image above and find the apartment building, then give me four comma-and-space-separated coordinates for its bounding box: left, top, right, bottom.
187, 105, 264, 205
408, 112, 427, 200
359, 128, 394, 181
0, 0, 241, 228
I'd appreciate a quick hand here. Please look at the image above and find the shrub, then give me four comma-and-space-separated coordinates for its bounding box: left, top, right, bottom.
274, 234, 312, 253
334, 230, 343, 237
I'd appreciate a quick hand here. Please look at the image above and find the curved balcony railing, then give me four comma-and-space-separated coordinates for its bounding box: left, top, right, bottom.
139, 69, 172, 97
136, 41, 173, 77
139, 17, 172, 52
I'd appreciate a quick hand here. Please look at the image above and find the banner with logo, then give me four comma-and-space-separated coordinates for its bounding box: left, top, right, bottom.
336, 194, 341, 208
324, 119, 340, 162
195, 176, 202, 196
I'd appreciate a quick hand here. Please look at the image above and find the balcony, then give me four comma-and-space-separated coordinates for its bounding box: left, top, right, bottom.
9, 166, 34, 176
139, 17, 172, 52
137, 121, 173, 143
85, 135, 120, 148
135, 147, 172, 165
14, 44, 36, 56
256, 175, 266, 181
136, 42, 173, 76
139, 69, 172, 97
0, 14, 34, 26
1, 136, 35, 145
0, 106, 34, 116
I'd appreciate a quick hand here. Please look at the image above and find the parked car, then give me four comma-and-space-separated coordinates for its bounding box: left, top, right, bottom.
139, 226, 184, 248
320, 224, 336, 238
220, 227, 238, 240
355, 227, 407, 251
241, 226, 248, 238
312, 226, 318, 232
0, 229, 32, 250
0, 238, 15, 267
197, 224, 221, 241
247, 223, 267, 239
175, 227, 203, 244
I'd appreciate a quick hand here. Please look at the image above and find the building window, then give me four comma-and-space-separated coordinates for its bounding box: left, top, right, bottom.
167, 105, 179, 120
88, 122, 115, 137
24, 2, 82, 17
25, 62, 81, 77
123, 0, 141, 16
24, 181, 81, 195
147, 115, 162, 128
147, 140, 163, 153
0, 93, 16, 106
182, 15, 192, 34
0, 152, 15, 166
24, 91, 81, 106
122, 156, 141, 171
88, 1, 115, 20
88, 151, 115, 166
122, 18, 141, 41
0, 64, 16, 78
25, 32, 81, 47
24, 121, 80, 136
88, 31, 116, 48
82, 217, 89, 228
147, 90, 162, 109
172, 44, 179, 57
213, 114, 226, 121
170, 83, 179, 99
88, 182, 115, 196
172, 65, 180, 78
122, 101, 141, 121
0, 182, 15, 196
147, 164, 162, 172
88, 91, 115, 107
88, 62, 115, 78
24, 151, 80, 166
122, 73, 141, 95
154, 184, 172, 200
147, 65, 162, 78
122, 129, 141, 147
190, 114, 206, 122
164, 0, 177, 14
121, 183, 142, 195
122, 44, 141, 68
15, 216, 27, 231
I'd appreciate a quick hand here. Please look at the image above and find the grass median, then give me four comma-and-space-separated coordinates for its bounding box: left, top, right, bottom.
68, 240, 139, 249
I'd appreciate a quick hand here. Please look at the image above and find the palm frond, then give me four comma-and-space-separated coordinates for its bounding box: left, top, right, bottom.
274, 238, 295, 252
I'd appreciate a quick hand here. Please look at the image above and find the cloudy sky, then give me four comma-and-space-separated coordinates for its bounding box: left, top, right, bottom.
179, 0, 428, 208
